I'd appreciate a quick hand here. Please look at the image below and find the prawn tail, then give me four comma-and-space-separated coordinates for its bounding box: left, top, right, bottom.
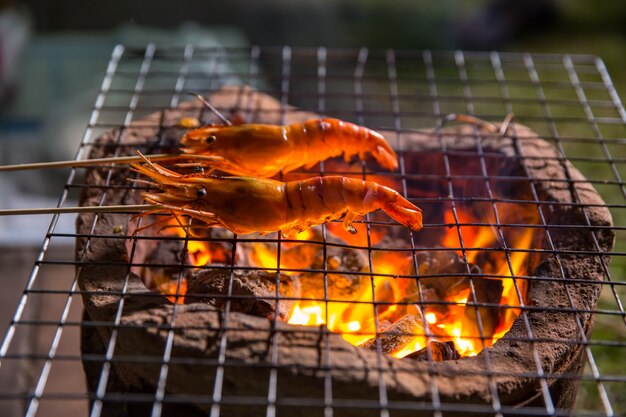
371, 143, 399, 171
381, 194, 423, 232
319, 176, 422, 232
337, 119, 399, 171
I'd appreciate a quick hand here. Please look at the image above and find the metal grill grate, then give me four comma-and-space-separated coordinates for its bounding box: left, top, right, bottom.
0, 46, 624, 417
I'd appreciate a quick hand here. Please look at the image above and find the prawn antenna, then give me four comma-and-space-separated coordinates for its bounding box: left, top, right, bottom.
499, 113, 515, 136
443, 113, 498, 133
188, 92, 233, 126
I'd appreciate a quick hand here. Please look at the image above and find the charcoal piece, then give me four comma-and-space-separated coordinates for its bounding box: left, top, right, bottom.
417, 251, 482, 299
244, 239, 321, 272
281, 242, 322, 270
461, 277, 504, 341
360, 314, 427, 355
279, 227, 327, 270
141, 239, 186, 289
185, 267, 300, 321
374, 235, 411, 249
380, 288, 434, 324
294, 230, 369, 273
406, 341, 461, 362
298, 271, 367, 301
324, 245, 367, 273
298, 238, 369, 301
245, 226, 366, 272
243, 227, 369, 301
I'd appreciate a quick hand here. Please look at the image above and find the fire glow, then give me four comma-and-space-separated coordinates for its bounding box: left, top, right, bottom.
154, 204, 537, 359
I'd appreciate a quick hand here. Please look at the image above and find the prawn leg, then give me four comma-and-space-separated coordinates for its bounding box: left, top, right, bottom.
142, 200, 221, 228
342, 210, 358, 234
281, 227, 303, 239
130, 208, 183, 236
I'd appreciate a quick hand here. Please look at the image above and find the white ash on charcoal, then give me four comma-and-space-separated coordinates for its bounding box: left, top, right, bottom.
297, 240, 369, 300
184, 266, 301, 321
405, 340, 461, 362
360, 313, 429, 356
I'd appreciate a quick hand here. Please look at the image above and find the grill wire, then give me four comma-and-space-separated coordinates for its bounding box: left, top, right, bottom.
0, 45, 624, 417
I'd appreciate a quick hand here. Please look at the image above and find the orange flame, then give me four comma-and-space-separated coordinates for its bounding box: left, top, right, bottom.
149, 201, 536, 359
157, 279, 187, 304
282, 205, 536, 358
188, 240, 212, 266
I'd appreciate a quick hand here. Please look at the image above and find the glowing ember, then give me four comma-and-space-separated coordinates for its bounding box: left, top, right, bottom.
394, 339, 424, 359
281, 205, 535, 358
289, 303, 325, 326
148, 202, 537, 360
188, 240, 212, 266
157, 279, 187, 304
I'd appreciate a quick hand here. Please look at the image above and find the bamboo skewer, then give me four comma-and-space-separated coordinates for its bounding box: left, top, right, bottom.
0, 94, 231, 217
0, 153, 226, 172
0, 204, 160, 216
0, 154, 177, 172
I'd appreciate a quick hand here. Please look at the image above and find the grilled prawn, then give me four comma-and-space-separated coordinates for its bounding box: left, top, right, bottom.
130, 153, 421, 237
179, 118, 398, 177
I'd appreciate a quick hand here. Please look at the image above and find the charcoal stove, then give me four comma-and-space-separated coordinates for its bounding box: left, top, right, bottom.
1, 46, 625, 417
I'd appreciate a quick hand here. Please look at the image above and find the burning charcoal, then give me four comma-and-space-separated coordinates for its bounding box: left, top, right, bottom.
461, 277, 504, 342
374, 235, 414, 251
298, 271, 366, 301
405, 341, 461, 362
376, 279, 401, 315
238, 227, 368, 271
360, 314, 427, 356
141, 239, 186, 289
282, 241, 322, 270
320, 238, 368, 282
239, 225, 369, 302
324, 244, 368, 273
298, 238, 369, 301
417, 251, 482, 299
245, 238, 321, 271
381, 289, 438, 324
188, 227, 237, 265
291, 228, 369, 274
185, 267, 301, 321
